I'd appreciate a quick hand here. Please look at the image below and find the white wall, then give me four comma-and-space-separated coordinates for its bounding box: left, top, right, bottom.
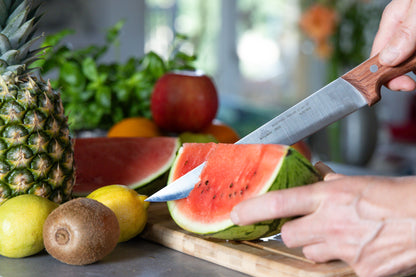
38, 0, 146, 62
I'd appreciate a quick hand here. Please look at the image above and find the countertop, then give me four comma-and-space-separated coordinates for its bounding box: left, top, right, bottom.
0, 162, 389, 277
0, 236, 249, 277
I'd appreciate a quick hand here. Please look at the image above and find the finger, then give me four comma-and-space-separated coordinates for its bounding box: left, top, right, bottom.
301, 240, 359, 264
281, 215, 325, 248
230, 185, 320, 226
385, 75, 416, 91
379, 0, 416, 66
301, 243, 339, 263
370, 0, 410, 56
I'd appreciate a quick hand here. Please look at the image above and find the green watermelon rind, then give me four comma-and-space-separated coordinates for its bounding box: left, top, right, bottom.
135, 170, 170, 195
168, 146, 321, 241
129, 139, 181, 196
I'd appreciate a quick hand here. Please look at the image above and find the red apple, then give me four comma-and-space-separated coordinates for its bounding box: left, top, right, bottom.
151, 71, 219, 132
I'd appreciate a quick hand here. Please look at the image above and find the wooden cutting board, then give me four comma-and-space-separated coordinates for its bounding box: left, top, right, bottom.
140, 203, 356, 277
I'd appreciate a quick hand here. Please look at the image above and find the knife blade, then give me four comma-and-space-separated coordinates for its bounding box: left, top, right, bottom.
146, 53, 416, 202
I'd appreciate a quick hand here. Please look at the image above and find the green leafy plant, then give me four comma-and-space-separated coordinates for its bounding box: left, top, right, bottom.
35, 21, 196, 133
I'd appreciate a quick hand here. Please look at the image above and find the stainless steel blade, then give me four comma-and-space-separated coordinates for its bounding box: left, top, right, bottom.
146, 162, 205, 202
236, 78, 367, 145
145, 78, 367, 202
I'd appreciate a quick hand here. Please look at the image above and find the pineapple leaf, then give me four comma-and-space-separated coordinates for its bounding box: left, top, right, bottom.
14, 33, 42, 59
0, 49, 18, 64
6, 17, 35, 48
5, 0, 27, 27
0, 1, 7, 27
9, 0, 25, 14
0, 33, 11, 54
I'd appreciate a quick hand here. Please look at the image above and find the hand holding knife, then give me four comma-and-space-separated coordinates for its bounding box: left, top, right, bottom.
146, 53, 416, 202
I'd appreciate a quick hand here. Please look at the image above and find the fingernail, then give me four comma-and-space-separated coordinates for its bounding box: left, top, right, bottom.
379, 46, 400, 65
230, 208, 240, 225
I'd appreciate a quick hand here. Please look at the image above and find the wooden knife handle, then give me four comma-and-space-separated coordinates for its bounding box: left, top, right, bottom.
342, 53, 416, 106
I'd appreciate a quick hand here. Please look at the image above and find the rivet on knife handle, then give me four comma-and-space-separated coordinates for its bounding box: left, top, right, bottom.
342, 53, 416, 106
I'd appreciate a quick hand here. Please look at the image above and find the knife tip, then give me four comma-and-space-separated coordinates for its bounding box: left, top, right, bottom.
144, 195, 158, 202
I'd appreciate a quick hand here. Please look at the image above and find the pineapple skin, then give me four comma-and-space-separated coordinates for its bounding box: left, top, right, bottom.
0, 0, 75, 204
0, 74, 74, 205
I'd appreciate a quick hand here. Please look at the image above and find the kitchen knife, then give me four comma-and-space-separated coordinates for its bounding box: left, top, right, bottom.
146, 54, 416, 202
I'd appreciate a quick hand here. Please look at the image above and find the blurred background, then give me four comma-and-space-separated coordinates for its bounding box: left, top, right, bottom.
35, 0, 416, 175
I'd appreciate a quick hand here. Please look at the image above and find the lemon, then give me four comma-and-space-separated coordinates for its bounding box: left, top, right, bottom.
0, 195, 59, 258
87, 185, 149, 242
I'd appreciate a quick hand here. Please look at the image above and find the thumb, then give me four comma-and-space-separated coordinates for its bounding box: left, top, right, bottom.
379, 1, 416, 66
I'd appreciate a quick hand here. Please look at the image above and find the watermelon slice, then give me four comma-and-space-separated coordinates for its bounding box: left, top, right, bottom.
73, 137, 180, 196
167, 143, 321, 241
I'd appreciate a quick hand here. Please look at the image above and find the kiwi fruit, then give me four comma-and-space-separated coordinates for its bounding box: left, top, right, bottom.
43, 198, 120, 265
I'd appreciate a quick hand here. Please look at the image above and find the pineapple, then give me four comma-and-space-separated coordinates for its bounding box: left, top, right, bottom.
0, 0, 74, 204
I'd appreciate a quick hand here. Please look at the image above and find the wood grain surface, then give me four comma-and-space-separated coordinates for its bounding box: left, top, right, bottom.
140, 203, 356, 277
342, 53, 416, 106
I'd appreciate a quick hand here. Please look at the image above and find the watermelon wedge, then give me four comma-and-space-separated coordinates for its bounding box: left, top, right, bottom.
167, 143, 321, 241
73, 137, 180, 196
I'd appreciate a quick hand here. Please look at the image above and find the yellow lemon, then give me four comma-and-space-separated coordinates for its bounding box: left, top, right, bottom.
0, 195, 59, 258
87, 185, 149, 242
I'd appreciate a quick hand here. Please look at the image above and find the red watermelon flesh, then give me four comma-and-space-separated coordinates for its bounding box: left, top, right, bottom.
73, 137, 179, 196
167, 143, 321, 240
170, 142, 216, 181
184, 144, 286, 223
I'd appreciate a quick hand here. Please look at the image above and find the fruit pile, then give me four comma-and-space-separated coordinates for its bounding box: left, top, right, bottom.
107, 71, 240, 144
0, 185, 148, 265
0, 0, 151, 266
0, 0, 315, 267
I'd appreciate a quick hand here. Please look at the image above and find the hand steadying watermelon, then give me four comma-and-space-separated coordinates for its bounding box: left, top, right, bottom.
167, 143, 321, 241
73, 137, 180, 196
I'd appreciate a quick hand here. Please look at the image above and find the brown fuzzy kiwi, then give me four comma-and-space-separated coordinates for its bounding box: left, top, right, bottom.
43, 198, 120, 265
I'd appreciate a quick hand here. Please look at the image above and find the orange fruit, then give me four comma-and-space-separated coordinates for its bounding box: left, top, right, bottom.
107, 117, 162, 138
201, 121, 240, 143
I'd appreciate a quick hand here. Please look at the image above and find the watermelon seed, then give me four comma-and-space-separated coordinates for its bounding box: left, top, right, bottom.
240, 190, 244, 195
229, 183, 233, 188
245, 185, 249, 190
205, 180, 209, 186
212, 195, 216, 200
197, 183, 201, 188
228, 193, 232, 198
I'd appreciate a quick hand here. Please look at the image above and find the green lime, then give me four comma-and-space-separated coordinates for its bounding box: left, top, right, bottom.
179, 132, 218, 144
0, 195, 58, 258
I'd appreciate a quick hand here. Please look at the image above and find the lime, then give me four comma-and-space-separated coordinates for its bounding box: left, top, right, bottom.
0, 195, 59, 258
179, 132, 218, 143
87, 185, 149, 242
